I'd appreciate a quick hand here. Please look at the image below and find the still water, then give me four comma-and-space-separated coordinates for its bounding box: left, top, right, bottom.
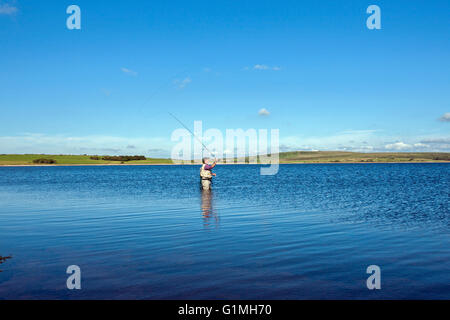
0, 164, 449, 299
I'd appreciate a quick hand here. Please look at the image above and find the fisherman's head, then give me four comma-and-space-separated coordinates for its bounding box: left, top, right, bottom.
202, 157, 209, 164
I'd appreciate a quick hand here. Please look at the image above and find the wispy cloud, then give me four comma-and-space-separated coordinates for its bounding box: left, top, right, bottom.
101, 88, 112, 96
248, 64, 281, 71
147, 148, 170, 157
385, 142, 411, 150
413, 143, 429, 148
174, 77, 192, 89
121, 67, 137, 76
280, 130, 380, 152
0, 133, 170, 156
439, 112, 450, 122
258, 108, 270, 116
0, 3, 18, 15
254, 64, 270, 70
2, 131, 449, 157
420, 138, 450, 144
278, 129, 450, 153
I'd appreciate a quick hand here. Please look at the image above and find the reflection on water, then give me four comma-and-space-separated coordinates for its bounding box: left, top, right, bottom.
0, 255, 12, 272
201, 190, 219, 228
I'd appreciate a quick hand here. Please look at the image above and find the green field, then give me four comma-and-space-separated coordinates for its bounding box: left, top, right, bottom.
0, 152, 449, 166
0, 154, 173, 165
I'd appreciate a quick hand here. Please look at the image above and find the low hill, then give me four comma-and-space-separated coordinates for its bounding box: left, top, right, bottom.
276, 151, 450, 163
0, 152, 449, 166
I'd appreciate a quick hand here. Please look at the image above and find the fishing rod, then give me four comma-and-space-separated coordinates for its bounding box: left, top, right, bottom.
168, 112, 217, 160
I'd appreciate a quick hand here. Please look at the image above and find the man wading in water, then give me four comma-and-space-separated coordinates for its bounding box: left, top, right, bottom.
200, 157, 217, 190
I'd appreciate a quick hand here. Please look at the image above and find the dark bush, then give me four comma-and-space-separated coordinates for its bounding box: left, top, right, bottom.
33, 158, 57, 164
433, 156, 450, 161
101, 155, 146, 162
90, 156, 101, 160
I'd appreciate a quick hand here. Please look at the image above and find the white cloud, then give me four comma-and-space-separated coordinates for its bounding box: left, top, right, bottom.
385, 142, 411, 150
276, 130, 448, 153
418, 137, 450, 151
0, 3, 18, 15
258, 108, 270, 116
121, 67, 137, 76
439, 112, 450, 122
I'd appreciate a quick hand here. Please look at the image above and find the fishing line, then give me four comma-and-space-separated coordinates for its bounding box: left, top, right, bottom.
168, 112, 216, 158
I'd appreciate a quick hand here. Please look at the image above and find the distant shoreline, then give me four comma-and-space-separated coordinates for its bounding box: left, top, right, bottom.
1, 152, 449, 167
1, 161, 449, 167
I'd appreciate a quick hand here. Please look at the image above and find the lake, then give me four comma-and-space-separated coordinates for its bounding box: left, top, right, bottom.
0, 164, 449, 299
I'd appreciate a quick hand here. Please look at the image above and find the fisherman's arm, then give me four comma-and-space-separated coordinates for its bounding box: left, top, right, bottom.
204, 160, 217, 170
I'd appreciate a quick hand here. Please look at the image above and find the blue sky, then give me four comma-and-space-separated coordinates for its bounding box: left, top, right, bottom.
0, 0, 449, 157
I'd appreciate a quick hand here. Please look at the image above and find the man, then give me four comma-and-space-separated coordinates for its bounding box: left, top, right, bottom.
200, 157, 217, 190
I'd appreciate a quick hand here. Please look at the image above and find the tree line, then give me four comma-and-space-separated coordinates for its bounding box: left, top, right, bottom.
90, 155, 146, 161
